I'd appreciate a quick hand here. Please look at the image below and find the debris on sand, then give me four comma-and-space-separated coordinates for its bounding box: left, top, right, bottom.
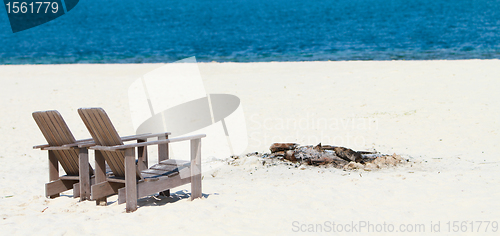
237, 143, 405, 171
269, 143, 298, 153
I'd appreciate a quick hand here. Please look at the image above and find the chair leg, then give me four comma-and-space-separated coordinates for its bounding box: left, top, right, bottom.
79, 148, 91, 201
191, 174, 202, 200
158, 135, 170, 197
94, 150, 107, 205
190, 139, 202, 200
48, 150, 60, 198
125, 148, 138, 212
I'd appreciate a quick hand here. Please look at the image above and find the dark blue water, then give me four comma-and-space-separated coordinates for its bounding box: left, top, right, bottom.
1, 0, 500, 64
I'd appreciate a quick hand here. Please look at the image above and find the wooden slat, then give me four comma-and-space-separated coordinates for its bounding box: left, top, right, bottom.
40, 137, 95, 149
141, 171, 179, 179
33, 144, 51, 149
59, 175, 79, 180
79, 108, 125, 177
78, 108, 146, 179
75, 142, 96, 148
137, 174, 191, 200
99, 143, 125, 178
46, 111, 79, 175
102, 150, 125, 177
33, 112, 56, 145
41, 146, 73, 150
141, 169, 179, 177
141, 169, 170, 176
92, 108, 125, 176
45, 179, 78, 197
50, 111, 76, 144
77, 108, 101, 145
122, 132, 171, 141
112, 151, 126, 177
91, 181, 124, 201
74, 137, 95, 143
33, 111, 80, 175
90, 108, 123, 146
65, 149, 80, 176
106, 177, 126, 184
64, 141, 94, 148
36, 113, 75, 174
159, 159, 190, 167
149, 163, 179, 172
81, 109, 107, 145
78, 108, 125, 177
118, 173, 191, 204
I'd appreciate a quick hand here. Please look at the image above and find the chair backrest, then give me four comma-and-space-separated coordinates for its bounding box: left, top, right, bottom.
78, 108, 129, 178
32, 110, 80, 176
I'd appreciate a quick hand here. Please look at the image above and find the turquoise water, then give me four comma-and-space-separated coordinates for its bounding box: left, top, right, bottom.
1, 0, 500, 64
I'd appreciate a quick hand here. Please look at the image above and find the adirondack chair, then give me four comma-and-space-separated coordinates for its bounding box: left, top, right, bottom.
33, 110, 162, 202
78, 107, 205, 212
32, 110, 95, 200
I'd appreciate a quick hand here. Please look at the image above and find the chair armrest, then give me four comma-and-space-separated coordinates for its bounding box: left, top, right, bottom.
74, 138, 95, 143
75, 132, 171, 148
58, 134, 162, 147
33, 144, 51, 149
75, 141, 97, 148
34, 137, 96, 149
41, 146, 75, 150
120, 132, 171, 142
72, 134, 159, 147
90, 134, 206, 151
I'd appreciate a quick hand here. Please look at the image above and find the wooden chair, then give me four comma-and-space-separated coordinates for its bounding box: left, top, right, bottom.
32, 110, 95, 201
78, 107, 205, 212
33, 110, 164, 201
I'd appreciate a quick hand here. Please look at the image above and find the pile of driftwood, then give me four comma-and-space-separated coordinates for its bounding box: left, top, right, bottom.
263, 143, 403, 170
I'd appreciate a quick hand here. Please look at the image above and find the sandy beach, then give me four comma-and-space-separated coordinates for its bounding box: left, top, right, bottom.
0, 60, 499, 235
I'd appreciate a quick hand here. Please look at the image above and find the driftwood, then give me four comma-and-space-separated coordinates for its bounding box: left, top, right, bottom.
269, 143, 298, 153
332, 146, 363, 163
270, 143, 368, 164
264, 143, 400, 169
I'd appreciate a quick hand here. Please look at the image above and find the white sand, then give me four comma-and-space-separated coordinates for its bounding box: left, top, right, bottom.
0, 60, 499, 235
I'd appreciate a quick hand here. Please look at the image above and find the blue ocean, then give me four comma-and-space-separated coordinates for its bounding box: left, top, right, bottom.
1, 0, 499, 64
